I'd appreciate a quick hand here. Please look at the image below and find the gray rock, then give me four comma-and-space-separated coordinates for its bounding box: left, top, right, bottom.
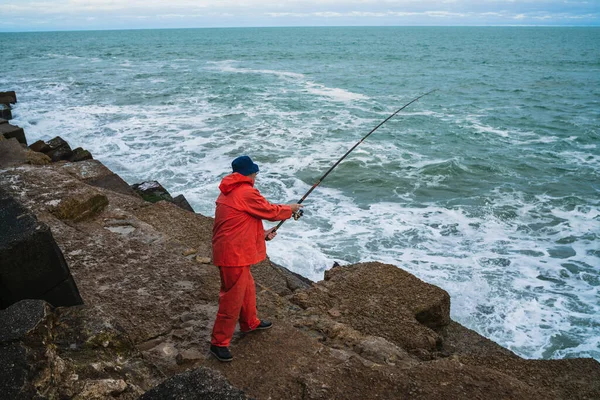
0, 118, 8, 125
0, 123, 26, 145
139, 367, 249, 400
0, 188, 83, 309
0, 300, 52, 343
61, 159, 141, 198
131, 181, 173, 203
173, 194, 195, 212
0, 343, 32, 400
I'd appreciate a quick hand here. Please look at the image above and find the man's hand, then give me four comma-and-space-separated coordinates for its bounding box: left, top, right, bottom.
265, 227, 278, 241
288, 204, 303, 213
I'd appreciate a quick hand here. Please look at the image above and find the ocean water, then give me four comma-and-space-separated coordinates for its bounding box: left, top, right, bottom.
1, 27, 599, 361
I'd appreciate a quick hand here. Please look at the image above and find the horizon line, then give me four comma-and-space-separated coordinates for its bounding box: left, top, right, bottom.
2, 24, 599, 33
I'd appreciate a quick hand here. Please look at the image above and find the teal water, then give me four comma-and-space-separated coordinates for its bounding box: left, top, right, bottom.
1, 27, 599, 361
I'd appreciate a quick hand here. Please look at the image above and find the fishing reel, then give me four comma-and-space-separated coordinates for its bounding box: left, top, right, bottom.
292, 209, 304, 220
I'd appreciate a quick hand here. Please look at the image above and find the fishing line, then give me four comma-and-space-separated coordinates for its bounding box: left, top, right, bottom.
270, 89, 437, 237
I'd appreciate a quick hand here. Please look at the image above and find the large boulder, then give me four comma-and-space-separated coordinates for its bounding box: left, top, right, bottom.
0, 189, 83, 309
0, 300, 53, 400
173, 194, 195, 213
139, 367, 249, 400
131, 181, 174, 203
61, 159, 140, 198
0, 122, 26, 145
291, 262, 450, 356
0, 137, 27, 168
69, 147, 93, 162
0, 91, 17, 104
46, 136, 73, 162
0, 105, 12, 120
132, 181, 195, 212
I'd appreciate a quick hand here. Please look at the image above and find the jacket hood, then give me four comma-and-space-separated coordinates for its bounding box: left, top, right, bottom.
219, 172, 254, 195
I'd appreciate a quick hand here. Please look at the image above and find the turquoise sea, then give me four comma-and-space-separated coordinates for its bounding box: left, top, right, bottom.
1, 27, 599, 361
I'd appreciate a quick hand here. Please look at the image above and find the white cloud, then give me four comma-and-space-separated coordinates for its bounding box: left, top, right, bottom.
0, 0, 598, 30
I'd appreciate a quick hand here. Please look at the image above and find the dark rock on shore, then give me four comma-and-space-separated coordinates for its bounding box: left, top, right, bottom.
0, 188, 83, 309
0, 105, 12, 120
29, 139, 51, 153
0, 122, 26, 145
132, 180, 195, 212
139, 368, 249, 400
132, 181, 174, 203
46, 136, 73, 161
173, 193, 195, 212
70, 147, 93, 162
0, 91, 17, 104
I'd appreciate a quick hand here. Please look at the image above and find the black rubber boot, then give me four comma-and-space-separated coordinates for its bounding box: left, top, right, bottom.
255, 320, 272, 330
210, 345, 233, 362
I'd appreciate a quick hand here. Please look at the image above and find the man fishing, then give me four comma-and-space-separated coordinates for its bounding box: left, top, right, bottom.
210, 155, 303, 362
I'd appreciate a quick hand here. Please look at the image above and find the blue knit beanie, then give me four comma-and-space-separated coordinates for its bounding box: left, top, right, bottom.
232, 155, 259, 176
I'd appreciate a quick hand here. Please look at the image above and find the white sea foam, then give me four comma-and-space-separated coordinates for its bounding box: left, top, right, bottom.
9, 59, 599, 362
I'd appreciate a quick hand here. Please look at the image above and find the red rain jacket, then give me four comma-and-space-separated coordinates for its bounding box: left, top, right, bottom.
212, 173, 292, 267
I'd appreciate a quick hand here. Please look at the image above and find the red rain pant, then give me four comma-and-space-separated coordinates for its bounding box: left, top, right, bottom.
211, 266, 261, 347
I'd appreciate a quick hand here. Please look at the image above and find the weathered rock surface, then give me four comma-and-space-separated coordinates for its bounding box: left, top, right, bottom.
0, 122, 27, 145
131, 180, 195, 212
46, 136, 73, 161
70, 147, 94, 162
0, 137, 26, 167
0, 299, 163, 399
61, 159, 140, 198
1, 118, 599, 399
139, 367, 249, 400
0, 188, 83, 309
0, 91, 17, 104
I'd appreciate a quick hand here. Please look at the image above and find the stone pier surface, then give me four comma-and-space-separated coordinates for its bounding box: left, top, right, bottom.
0, 92, 599, 399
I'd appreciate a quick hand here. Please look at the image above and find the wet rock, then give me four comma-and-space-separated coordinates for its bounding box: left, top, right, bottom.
0, 122, 26, 145
46, 136, 73, 162
69, 147, 93, 162
139, 367, 248, 400
0, 189, 83, 309
0, 91, 17, 104
29, 139, 51, 153
0, 137, 26, 167
0, 105, 12, 120
173, 194, 195, 212
51, 189, 109, 222
0, 118, 7, 125
131, 181, 174, 203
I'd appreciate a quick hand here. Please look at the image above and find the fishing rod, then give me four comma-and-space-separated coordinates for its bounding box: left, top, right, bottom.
270, 89, 437, 236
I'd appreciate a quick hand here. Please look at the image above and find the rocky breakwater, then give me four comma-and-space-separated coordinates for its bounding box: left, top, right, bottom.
1, 93, 599, 399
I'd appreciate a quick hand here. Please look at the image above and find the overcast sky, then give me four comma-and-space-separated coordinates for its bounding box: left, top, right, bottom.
1, 0, 598, 32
